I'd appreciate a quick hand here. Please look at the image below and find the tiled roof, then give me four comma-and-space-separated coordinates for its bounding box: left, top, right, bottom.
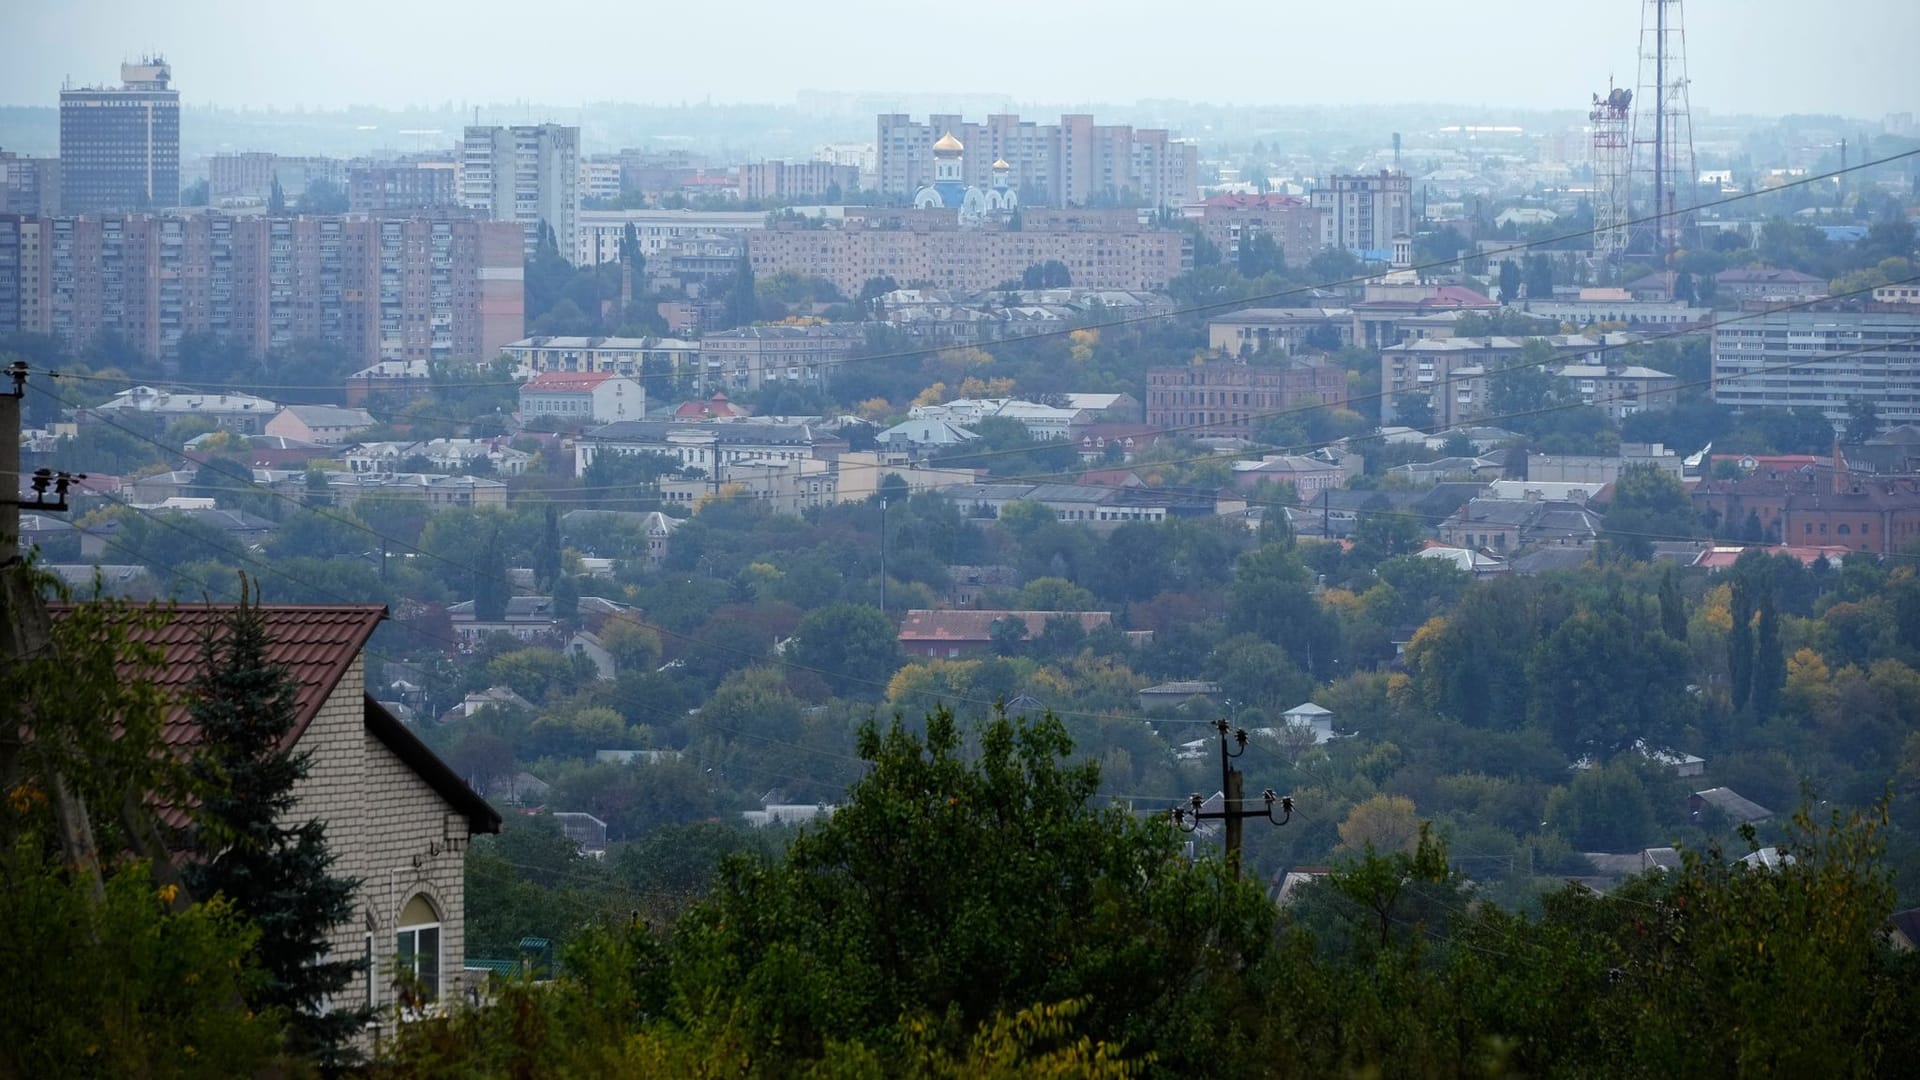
45, 603, 386, 749
897, 609, 1113, 642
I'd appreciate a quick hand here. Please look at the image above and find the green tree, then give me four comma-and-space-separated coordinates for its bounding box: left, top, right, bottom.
1349, 508, 1425, 564
535, 503, 562, 590
488, 647, 584, 704
723, 253, 758, 329
1525, 253, 1554, 299
1659, 566, 1688, 640
1498, 260, 1521, 303
787, 604, 903, 699
474, 527, 510, 622
1602, 463, 1702, 560
667, 708, 1274, 1071
1392, 392, 1435, 430
1754, 581, 1785, 720
182, 587, 367, 1070
268, 173, 286, 213
1017, 576, 1096, 611
1545, 759, 1657, 851
1730, 569, 1756, 715
1228, 542, 1339, 678
990, 615, 1030, 656
1489, 339, 1559, 419
1527, 604, 1692, 756
1845, 397, 1881, 445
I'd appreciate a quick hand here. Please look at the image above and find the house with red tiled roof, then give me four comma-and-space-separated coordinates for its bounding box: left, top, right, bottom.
47, 602, 501, 1027
518, 370, 645, 424
897, 608, 1113, 658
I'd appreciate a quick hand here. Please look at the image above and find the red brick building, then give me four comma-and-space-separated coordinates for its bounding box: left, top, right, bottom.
1146, 358, 1349, 436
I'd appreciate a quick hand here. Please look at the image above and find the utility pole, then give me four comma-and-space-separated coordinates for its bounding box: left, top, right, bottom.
2, 361, 105, 904
1170, 719, 1293, 879
878, 496, 888, 614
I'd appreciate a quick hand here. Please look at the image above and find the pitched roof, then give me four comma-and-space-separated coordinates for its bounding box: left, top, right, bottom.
897, 609, 1113, 643
364, 697, 501, 834
276, 404, 374, 428
1691, 786, 1774, 824
46, 602, 387, 749
521, 370, 616, 392
1716, 267, 1824, 284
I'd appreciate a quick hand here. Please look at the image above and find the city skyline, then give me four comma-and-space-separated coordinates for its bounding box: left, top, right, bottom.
2, 0, 1916, 119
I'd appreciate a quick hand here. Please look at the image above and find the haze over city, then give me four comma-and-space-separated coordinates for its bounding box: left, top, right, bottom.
3, 0, 1917, 115
4, 0, 1920, 1076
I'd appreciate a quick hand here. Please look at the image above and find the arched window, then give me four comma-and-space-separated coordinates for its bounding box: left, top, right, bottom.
395, 893, 442, 1002
1837, 524, 1851, 536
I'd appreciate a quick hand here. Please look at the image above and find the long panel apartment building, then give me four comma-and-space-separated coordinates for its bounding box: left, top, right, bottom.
876, 113, 1199, 208
748, 208, 1189, 296
0, 211, 523, 368
1712, 302, 1920, 427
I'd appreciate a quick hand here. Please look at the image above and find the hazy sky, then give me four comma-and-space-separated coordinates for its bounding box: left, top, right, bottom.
4, 0, 1916, 116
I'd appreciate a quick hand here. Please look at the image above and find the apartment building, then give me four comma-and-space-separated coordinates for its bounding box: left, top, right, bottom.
59, 59, 180, 212
500, 335, 700, 378
208, 153, 346, 203
737, 160, 861, 202
748, 210, 1188, 296
0, 211, 523, 367
575, 209, 770, 266
462, 124, 580, 258
1207, 307, 1355, 357
1, 152, 62, 216
1713, 303, 1920, 426
1310, 171, 1412, 255
348, 164, 459, 213
578, 156, 623, 203
876, 113, 1198, 207
697, 324, 869, 391
1378, 335, 1653, 428
1554, 362, 1681, 421
1145, 358, 1349, 436
1198, 193, 1327, 265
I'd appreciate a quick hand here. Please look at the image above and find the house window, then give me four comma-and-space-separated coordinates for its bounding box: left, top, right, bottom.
395, 894, 442, 1002
1837, 524, 1850, 536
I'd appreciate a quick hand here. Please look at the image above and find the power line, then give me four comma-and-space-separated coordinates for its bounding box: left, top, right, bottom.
24, 148, 1917, 399
33, 325, 1920, 727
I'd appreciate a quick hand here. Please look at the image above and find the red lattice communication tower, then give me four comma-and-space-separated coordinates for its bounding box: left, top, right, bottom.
1629, 0, 1697, 258
1591, 81, 1633, 258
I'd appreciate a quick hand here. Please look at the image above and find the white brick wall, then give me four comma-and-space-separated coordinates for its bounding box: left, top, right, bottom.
289, 656, 476, 1023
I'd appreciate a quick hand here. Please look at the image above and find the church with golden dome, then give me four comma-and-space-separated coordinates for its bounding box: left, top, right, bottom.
912, 132, 1018, 223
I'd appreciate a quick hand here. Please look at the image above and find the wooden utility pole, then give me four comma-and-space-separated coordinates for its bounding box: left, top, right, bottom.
2, 361, 106, 902
1171, 719, 1293, 879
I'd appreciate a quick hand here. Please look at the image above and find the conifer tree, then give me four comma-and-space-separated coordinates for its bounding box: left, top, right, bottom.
534, 504, 562, 590
474, 527, 509, 622
1659, 567, 1688, 641
184, 583, 366, 1072
1729, 572, 1755, 715
1753, 582, 1785, 719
